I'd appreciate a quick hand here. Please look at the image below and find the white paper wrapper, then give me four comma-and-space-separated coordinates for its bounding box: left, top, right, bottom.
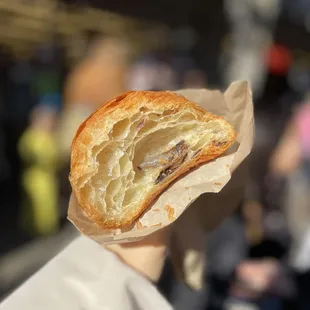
68, 81, 254, 244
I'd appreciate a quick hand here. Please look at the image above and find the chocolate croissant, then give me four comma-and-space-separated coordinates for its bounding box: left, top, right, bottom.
69, 91, 235, 229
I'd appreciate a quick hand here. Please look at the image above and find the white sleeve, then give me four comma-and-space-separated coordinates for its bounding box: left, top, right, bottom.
0, 236, 172, 310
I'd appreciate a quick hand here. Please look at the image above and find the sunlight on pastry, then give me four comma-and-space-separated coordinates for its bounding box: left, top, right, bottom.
70, 91, 235, 229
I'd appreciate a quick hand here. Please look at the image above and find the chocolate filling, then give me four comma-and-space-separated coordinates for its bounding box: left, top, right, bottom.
138, 140, 189, 184
155, 152, 188, 184
138, 140, 188, 171
212, 140, 227, 147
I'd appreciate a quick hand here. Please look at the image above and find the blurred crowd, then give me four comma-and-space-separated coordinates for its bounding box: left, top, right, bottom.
1, 0, 310, 309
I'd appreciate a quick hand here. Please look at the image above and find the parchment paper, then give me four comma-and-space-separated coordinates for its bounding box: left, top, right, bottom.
68, 81, 254, 246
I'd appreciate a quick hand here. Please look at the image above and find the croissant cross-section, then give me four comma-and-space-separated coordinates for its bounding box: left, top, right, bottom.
69, 91, 236, 229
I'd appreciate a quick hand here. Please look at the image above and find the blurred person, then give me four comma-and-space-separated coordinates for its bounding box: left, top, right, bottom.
18, 42, 64, 236
269, 94, 310, 310
64, 35, 130, 110
58, 35, 131, 164
18, 104, 59, 236
268, 97, 310, 177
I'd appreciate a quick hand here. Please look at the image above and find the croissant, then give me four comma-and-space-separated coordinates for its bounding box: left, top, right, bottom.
69, 91, 235, 229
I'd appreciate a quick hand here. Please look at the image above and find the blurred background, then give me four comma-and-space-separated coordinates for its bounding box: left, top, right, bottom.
1, 0, 310, 309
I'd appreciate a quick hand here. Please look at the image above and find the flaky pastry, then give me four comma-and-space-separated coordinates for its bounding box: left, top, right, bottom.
69, 91, 235, 229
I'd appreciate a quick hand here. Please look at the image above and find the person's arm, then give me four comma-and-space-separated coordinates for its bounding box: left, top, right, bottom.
269, 119, 301, 177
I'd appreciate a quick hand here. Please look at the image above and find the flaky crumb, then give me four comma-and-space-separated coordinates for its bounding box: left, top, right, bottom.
152, 208, 160, 212
137, 221, 145, 229
164, 205, 175, 222
151, 223, 162, 227
214, 182, 222, 185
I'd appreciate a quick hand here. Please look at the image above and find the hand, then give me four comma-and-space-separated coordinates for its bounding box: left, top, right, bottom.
106, 228, 170, 282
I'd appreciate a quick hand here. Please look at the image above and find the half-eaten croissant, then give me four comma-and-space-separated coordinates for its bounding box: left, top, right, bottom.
69, 91, 235, 229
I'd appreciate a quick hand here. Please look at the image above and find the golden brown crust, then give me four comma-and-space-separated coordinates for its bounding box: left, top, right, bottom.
69, 91, 236, 229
